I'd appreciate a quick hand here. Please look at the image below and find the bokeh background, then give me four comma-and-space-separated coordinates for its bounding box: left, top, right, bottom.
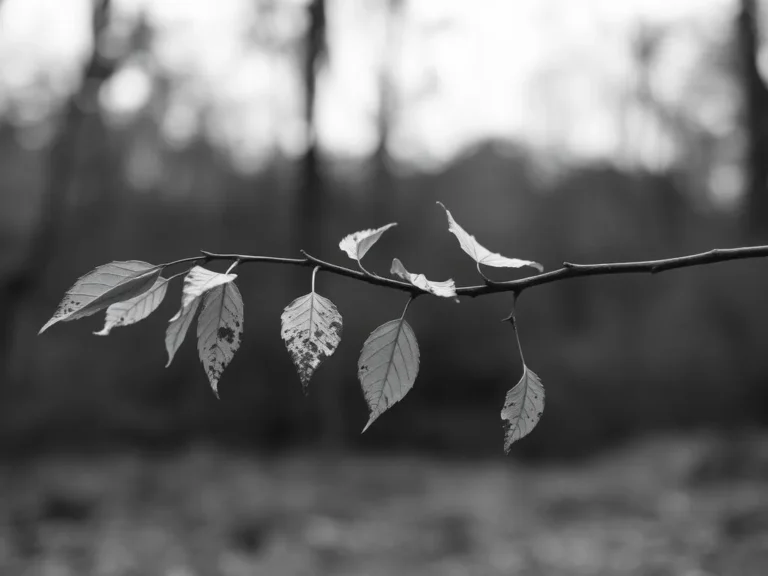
2, 0, 768, 574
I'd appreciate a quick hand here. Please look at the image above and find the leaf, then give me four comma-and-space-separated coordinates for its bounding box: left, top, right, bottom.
178, 266, 238, 310
281, 291, 343, 392
390, 258, 457, 299
197, 282, 244, 398
437, 202, 543, 272
39, 261, 161, 334
358, 318, 419, 432
501, 365, 545, 452
165, 297, 201, 367
165, 266, 238, 367
94, 277, 169, 336
339, 223, 397, 262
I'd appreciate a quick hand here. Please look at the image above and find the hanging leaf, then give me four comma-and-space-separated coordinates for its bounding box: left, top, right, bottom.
339, 223, 397, 263
165, 297, 201, 367
437, 202, 543, 272
39, 261, 162, 334
358, 318, 419, 432
390, 258, 457, 299
501, 365, 545, 452
197, 282, 244, 397
165, 266, 238, 367
280, 291, 343, 392
94, 277, 169, 336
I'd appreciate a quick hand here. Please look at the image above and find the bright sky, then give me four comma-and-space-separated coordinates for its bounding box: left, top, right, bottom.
0, 0, 738, 175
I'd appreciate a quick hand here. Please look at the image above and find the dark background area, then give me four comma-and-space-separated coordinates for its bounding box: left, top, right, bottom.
2, 0, 768, 574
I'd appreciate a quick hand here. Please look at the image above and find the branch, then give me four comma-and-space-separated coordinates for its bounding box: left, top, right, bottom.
169, 245, 768, 299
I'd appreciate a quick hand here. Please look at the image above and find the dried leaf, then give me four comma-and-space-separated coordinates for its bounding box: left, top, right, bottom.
339, 223, 397, 262
437, 202, 542, 272
390, 258, 457, 299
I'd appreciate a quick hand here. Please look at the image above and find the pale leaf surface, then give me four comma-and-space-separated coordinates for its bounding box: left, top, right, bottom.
165, 267, 237, 367
40, 261, 161, 334
358, 318, 419, 432
390, 258, 457, 299
179, 266, 237, 309
197, 282, 244, 397
165, 297, 201, 367
339, 223, 397, 262
94, 277, 169, 336
281, 292, 343, 392
501, 365, 545, 452
437, 202, 543, 271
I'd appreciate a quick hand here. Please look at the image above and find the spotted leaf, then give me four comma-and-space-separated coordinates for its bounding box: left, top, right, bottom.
39, 261, 161, 334
165, 266, 237, 368
196, 282, 244, 398
281, 291, 343, 392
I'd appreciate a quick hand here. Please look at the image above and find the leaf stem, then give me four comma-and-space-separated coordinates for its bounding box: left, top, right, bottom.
358, 260, 379, 279
161, 255, 208, 269
165, 269, 191, 282
225, 259, 241, 274
476, 261, 495, 285
400, 295, 414, 320
506, 295, 526, 365
311, 266, 320, 293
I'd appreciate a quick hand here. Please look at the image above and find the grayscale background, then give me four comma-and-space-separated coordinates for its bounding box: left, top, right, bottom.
1, 0, 767, 574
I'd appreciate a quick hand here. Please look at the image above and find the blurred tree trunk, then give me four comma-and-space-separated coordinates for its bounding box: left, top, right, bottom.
297, 0, 345, 451
738, 0, 768, 238
370, 0, 402, 222
0, 0, 118, 387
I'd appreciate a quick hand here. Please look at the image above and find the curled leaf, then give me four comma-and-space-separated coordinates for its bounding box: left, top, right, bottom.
339, 223, 397, 262
165, 266, 238, 367
281, 291, 343, 392
437, 202, 543, 272
197, 282, 244, 398
40, 261, 161, 334
178, 266, 237, 310
501, 365, 544, 452
358, 318, 419, 432
94, 277, 169, 336
390, 258, 457, 299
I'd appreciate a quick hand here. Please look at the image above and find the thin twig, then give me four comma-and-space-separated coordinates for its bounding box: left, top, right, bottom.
168, 245, 768, 299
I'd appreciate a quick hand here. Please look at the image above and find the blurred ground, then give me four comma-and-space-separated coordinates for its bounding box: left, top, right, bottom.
2, 432, 768, 576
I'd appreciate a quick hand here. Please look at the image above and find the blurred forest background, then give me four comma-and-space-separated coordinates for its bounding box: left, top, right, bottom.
8, 2, 768, 574
2, 0, 768, 460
